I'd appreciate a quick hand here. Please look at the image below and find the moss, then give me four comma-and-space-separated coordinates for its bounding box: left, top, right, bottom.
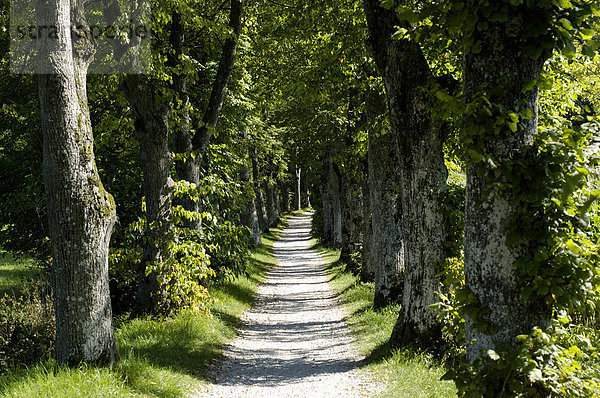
102, 192, 116, 217
80, 144, 93, 161
76, 114, 84, 141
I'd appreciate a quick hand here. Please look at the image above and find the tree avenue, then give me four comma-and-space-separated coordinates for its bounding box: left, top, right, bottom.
1, 0, 600, 395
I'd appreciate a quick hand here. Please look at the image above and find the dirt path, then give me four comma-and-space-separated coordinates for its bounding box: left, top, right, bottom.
196, 212, 378, 397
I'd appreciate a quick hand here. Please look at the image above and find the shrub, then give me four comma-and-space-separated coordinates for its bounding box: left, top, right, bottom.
0, 282, 55, 373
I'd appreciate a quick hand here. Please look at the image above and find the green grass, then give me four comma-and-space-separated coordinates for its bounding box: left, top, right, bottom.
311, 241, 458, 398
0, 251, 42, 297
0, 218, 288, 398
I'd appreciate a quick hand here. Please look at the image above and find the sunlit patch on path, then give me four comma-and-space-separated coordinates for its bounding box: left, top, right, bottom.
196, 212, 380, 397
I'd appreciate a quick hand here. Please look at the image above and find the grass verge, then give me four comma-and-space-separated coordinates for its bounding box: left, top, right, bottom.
311, 241, 457, 398
0, 218, 288, 398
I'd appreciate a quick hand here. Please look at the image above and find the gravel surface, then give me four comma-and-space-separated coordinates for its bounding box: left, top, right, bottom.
196, 212, 379, 398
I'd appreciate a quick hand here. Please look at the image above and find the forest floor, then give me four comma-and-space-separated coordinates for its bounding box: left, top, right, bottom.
196, 212, 382, 398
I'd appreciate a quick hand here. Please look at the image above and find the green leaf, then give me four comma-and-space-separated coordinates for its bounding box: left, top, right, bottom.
559, 18, 573, 31
528, 368, 543, 382
435, 90, 453, 102
468, 149, 484, 163
555, 0, 573, 8
486, 349, 500, 361
580, 28, 596, 40
391, 27, 408, 40
380, 0, 394, 9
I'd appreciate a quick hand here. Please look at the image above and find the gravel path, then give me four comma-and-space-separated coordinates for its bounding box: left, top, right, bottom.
196, 212, 379, 398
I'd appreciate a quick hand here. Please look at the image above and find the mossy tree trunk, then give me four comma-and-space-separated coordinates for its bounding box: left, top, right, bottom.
240, 129, 261, 246
340, 176, 363, 274
38, 0, 119, 366
360, 176, 374, 282
266, 173, 279, 226
364, 0, 447, 346
463, 10, 550, 362
321, 174, 333, 244
294, 163, 302, 210
368, 123, 404, 309
280, 181, 291, 213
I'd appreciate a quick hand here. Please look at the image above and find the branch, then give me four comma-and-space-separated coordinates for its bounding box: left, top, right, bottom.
362, 0, 400, 71
191, 0, 243, 157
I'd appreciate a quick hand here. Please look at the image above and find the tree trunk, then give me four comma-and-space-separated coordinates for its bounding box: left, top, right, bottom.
301, 172, 310, 208
169, 11, 201, 230
364, 0, 447, 347
240, 152, 261, 246
280, 182, 290, 213
251, 147, 269, 232
294, 164, 302, 210
38, 0, 119, 366
171, 1, 242, 230
328, 161, 343, 248
361, 177, 374, 282
340, 176, 363, 274
266, 175, 278, 226
321, 177, 333, 244
368, 127, 404, 308
463, 11, 550, 362
123, 75, 173, 315
191, 0, 243, 159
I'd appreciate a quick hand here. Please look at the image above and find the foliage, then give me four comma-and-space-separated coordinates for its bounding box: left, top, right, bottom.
0, 223, 280, 395
110, 171, 251, 314
0, 283, 55, 374
444, 318, 600, 397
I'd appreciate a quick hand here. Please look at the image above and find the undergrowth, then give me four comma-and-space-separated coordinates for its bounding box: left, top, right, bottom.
0, 218, 286, 397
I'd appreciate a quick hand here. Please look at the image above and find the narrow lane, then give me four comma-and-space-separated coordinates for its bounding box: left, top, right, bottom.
197, 212, 376, 397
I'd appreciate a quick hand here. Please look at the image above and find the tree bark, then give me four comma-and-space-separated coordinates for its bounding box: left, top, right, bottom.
368, 127, 404, 308
364, 0, 447, 346
169, 11, 201, 230
321, 176, 333, 244
340, 176, 363, 274
280, 181, 290, 213
463, 10, 550, 362
38, 0, 119, 366
361, 176, 374, 282
251, 146, 269, 232
327, 161, 343, 248
294, 163, 302, 210
266, 174, 278, 226
240, 138, 261, 246
191, 0, 243, 160
170, 1, 242, 232
123, 75, 173, 314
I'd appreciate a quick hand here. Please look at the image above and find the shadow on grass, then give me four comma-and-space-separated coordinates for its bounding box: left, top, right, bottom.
118, 316, 223, 377
363, 340, 395, 366
213, 281, 255, 307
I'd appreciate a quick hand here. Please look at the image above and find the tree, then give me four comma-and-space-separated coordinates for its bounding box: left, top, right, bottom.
173, 0, 243, 208
36, 0, 119, 365
363, 0, 447, 346
459, 0, 599, 362
122, 75, 173, 314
